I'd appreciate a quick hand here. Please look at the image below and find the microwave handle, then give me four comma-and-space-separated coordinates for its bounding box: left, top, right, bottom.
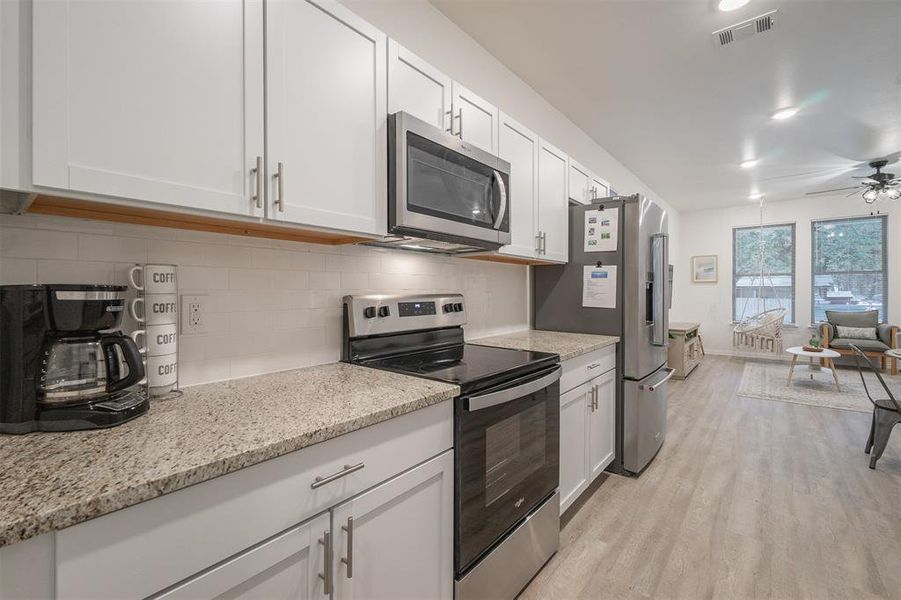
464, 366, 561, 412
492, 170, 508, 229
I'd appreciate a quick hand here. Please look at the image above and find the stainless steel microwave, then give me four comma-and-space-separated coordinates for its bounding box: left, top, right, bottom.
383, 111, 511, 253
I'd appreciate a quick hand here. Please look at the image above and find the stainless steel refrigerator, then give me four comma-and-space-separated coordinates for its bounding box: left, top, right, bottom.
533, 194, 673, 475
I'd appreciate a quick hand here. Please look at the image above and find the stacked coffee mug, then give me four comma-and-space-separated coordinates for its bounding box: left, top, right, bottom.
128, 264, 181, 399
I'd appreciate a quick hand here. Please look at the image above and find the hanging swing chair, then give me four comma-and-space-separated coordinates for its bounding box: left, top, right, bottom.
732, 198, 787, 354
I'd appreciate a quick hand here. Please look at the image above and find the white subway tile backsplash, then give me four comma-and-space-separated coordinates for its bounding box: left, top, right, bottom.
0, 213, 529, 388
0, 258, 37, 284
1, 228, 79, 259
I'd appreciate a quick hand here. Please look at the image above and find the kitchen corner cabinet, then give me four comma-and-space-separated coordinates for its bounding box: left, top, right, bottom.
32, 0, 265, 217
567, 158, 592, 205
559, 347, 616, 514
497, 113, 539, 260
266, 0, 386, 236
537, 138, 569, 263
388, 40, 454, 131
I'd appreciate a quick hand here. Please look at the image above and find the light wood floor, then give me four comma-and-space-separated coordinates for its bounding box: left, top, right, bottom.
521, 356, 901, 600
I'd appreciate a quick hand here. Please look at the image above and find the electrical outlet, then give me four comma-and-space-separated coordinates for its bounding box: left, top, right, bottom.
181, 295, 208, 334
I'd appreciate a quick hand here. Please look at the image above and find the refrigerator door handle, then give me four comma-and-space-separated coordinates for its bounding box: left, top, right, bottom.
650, 234, 668, 346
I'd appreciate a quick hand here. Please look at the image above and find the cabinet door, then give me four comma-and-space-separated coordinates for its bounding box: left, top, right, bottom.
559, 383, 590, 514
451, 82, 499, 153
266, 0, 386, 235
388, 40, 453, 131
32, 0, 264, 216
497, 112, 539, 259
537, 138, 569, 263
567, 159, 591, 205
332, 450, 453, 600
590, 176, 610, 201
588, 369, 616, 481
155, 512, 330, 600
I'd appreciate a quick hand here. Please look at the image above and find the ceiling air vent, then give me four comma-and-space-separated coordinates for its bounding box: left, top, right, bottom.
713, 10, 777, 47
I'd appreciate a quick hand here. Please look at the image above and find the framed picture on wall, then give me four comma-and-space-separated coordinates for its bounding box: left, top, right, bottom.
692, 255, 718, 283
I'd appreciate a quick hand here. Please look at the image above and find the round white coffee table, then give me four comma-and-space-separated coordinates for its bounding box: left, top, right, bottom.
786, 347, 842, 390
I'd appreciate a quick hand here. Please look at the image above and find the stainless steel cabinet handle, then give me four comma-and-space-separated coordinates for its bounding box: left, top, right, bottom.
274, 161, 285, 212
541, 231, 547, 255
593, 385, 599, 410
311, 462, 365, 489
587, 362, 603, 371
445, 106, 454, 134
341, 516, 354, 578
318, 530, 332, 594
536, 232, 542, 254
456, 108, 463, 139
252, 156, 263, 209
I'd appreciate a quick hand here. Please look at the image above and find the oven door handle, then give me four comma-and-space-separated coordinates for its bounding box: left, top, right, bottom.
464, 366, 562, 412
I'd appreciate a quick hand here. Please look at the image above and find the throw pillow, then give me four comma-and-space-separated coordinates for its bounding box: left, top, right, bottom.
836, 325, 878, 340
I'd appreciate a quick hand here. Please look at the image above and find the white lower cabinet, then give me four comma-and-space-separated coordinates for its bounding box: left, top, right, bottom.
156, 513, 330, 600
331, 450, 454, 600
558, 347, 617, 514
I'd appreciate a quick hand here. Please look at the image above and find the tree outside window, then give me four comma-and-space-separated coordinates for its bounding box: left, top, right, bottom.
811, 216, 887, 323
733, 224, 796, 324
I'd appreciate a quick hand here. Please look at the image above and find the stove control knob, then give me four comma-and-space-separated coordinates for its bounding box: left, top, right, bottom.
363, 306, 377, 319
378, 305, 391, 318
453, 303, 464, 312
443, 303, 454, 313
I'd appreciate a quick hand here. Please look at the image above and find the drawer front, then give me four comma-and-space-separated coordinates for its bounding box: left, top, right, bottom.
560, 345, 616, 393
56, 400, 453, 600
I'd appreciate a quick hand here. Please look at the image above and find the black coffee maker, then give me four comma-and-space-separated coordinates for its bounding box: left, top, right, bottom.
1, 284, 149, 434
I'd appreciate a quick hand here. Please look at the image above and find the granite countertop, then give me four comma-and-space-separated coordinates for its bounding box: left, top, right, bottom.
0, 363, 458, 548
472, 330, 619, 361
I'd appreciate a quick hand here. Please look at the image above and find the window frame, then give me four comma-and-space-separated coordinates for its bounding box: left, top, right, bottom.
732, 222, 797, 324
810, 214, 888, 326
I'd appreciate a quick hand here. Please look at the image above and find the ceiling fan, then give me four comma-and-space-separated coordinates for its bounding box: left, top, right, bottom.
807, 159, 900, 203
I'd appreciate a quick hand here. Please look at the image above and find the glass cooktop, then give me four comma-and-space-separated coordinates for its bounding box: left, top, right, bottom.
361, 343, 558, 393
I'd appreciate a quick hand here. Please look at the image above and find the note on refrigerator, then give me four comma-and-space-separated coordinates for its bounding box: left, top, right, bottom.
584, 208, 618, 252
582, 265, 617, 309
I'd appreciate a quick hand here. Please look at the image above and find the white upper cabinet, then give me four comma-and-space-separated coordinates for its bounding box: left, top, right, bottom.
537, 138, 569, 263
590, 175, 610, 201
266, 0, 386, 236
387, 40, 453, 131
32, 0, 265, 217
451, 82, 499, 154
497, 113, 539, 260
567, 158, 592, 205
332, 451, 454, 600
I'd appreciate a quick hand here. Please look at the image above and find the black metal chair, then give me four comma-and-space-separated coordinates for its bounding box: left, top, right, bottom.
850, 344, 901, 469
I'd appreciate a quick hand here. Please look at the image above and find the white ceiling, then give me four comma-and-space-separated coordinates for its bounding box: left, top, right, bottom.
431, 0, 901, 211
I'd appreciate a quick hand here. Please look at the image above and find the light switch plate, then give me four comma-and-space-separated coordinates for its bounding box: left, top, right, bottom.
181, 294, 207, 334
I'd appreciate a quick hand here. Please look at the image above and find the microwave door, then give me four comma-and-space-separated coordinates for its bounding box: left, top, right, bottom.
390, 112, 508, 247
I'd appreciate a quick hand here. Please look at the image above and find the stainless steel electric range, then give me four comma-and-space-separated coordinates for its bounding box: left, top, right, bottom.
342, 293, 561, 600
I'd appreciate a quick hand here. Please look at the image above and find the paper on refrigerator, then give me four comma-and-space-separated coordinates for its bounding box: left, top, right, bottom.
582, 265, 617, 309
584, 208, 618, 252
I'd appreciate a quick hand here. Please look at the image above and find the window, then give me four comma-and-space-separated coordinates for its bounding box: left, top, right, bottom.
733, 223, 796, 323
811, 216, 887, 324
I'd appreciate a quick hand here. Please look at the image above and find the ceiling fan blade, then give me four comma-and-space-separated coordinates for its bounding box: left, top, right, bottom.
851, 176, 877, 181
846, 189, 861, 197
806, 186, 863, 196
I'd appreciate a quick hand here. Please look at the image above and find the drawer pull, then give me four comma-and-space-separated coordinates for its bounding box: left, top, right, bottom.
311, 462, 365, 489
587, 362, 603, 370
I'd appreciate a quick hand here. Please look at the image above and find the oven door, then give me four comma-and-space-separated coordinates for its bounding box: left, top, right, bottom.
389, 112, 511, 248
455, 365, 561, 574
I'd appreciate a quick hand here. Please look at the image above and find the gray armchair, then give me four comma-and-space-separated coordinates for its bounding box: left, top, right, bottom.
820, 310, 898, 375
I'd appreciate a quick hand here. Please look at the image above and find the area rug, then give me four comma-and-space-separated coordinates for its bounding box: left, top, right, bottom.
736, 360, 900, 413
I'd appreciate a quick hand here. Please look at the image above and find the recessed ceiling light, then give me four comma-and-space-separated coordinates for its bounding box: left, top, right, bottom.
740, 159, 759, 169
771, 106, 799, 120
749, 193, 764, 200
718, 0, 750, 11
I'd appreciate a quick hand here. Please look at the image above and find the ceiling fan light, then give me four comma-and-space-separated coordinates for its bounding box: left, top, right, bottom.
862, 188, 879, 203
888, 188, 901, 200
740, 159, 759, 169
771, 107, 799, 120
718, 0, 750, 11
